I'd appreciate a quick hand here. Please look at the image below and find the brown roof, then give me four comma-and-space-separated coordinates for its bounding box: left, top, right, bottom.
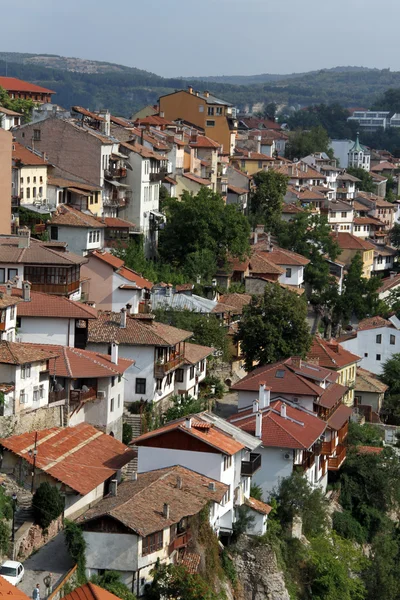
184, 343, 213, 365
370, 161, 395, 172
282, 203, 304, 213
0, 236, 86, 266
333, 232, 375, 251
189, 135, 221, 149
89, 251, 153, 289
182, 173, 212, 186
50, 205, 106, 229
0, 106, 22, 116
355, 367, 388, 394
0, 293, 21, 309
48, 177, 101, 192
175, 283, 194, 292
337, 173, 361, 182
64, 583, 121, 600
235, 150, 273, 161
133, 414, 246, 456
357, 316, 393, 331
100, 217, 135, 228
0, 287, 97, 319
229, 399, 326, 450
318, 383, 349, 409
180, 552, 201, 574
249, 253, 284, 275
245, 496, 272, 515
308, 337, 361, 369
273, 162, 326, 180
228, 185, 249, 195
12, 143, 47, 166
120, 141, 164, 161
0, 423, 135, 495
72, 107, 105, 121
134, 115, 175, 127
0, 77, 55, 94
353, 216, 383, 226
0, 341, 58, 365
327, 404, 353, 431
41, 344, 134, 378
240, 117, 282, 131
255, 247, 310, 267
214, 293, 252, 314
378, 273, 400, 294
357, 445, 384, 455
88, 312, 192, 347
79, 465, 227, 537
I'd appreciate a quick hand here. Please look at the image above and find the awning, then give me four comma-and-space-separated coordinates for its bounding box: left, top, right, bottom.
67, 187, 91, 197
105, 179, 130, 188
327, 404, 353, 431
150, 210, 166, 220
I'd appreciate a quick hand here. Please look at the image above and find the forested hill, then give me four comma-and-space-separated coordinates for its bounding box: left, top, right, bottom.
0, 52, 399, 116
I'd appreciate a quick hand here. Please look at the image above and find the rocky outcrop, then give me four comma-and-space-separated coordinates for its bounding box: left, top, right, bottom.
233, 537, 290, 600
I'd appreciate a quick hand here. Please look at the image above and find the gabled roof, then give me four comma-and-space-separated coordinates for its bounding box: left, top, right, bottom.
229, 399, 326, 450
78, 465, 227, 537
333, 232, 375, 251
245, 496, 272, 515
255, 247, 310, 267
48, 177, 101, 192
327, 404, 353, 431
12, 143, 47, 166
0, 236, 86, 266
88, 312, 192, 347
0, 423, 134, 496
189, 135, 221, 149
215, 293, 252, 314
50, 205, 106, 229
378, 272, 400, 294
182, 173, 212, 186
0, 341, 58, 365
357, 316, 393, 331
64, 583, 122, 600
120, 141, 164, 161
0, 575, 30, 600
184, 343, 213, 365
0, 287, 97, 319
249, 253, 284, 275
0, 106, 22, 116
355, 367, 388, 394
308, 337, 361, 369
99, 217, 135, 228
133, 413, 248, 456
228, 185, 249, 195
41, 344, 134, 378
72, 107, 105, 122
0, 77, 55, 94
88, 251, 153, 289
282, 203, 304, 214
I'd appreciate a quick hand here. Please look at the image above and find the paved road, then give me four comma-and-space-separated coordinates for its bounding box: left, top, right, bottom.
17, 533, 73, 598
214, 391, 238, 419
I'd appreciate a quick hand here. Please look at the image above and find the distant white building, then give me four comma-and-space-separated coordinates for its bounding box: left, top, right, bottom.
330, 137, 370, 171
348, 110, 390, 131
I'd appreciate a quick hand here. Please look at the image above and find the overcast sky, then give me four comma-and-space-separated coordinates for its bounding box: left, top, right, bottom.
3, 0, 399, 77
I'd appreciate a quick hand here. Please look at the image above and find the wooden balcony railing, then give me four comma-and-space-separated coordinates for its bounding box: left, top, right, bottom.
49, 390, 67, 404
328, 445, 347, 470
241, 453, 262, 476
155, 354, 185, 378
0, 321, 5, 332
70, 387, 97, 404
321, 438, 336, 455
338, 422, 349, 444
168, 530, 192, 556
30, 281, 80, 296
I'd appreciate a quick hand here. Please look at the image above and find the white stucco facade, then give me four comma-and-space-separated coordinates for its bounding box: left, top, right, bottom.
17, 316, 76, 346
340, 326, 400, 375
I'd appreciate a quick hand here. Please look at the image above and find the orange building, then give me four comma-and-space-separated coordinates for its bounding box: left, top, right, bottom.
159, 87, 237, 155
0, 128, 12, 234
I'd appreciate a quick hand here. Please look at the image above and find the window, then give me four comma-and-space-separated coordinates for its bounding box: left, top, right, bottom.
40, 176, 43, 184
135, 378, 146, 395
285, 267, 292, 278
10, 306, 15, 320
156, 378, 162, 391
215, 107, 223, 115
0, 269, 4, 284
376, 334, 382, 344
386, 256, 391, 264
241, 160, 245, 167
89, 231, 93, 244
26, 188, 30, 199
39, 385, 44, 399
33, 177, 36, 184
341, 212, 347, 218
8, 269, 18, 281
33, 129, 41, 141
110, 398, 114, 412
206, 120, 215, 127
20, 189, 24, 199
27, 177, 30, 184
50, 226, 58, 241
20, 177, 23, 185
207, 107, 214, 116
199, 105, 204, 113
376, 354, 381, 361
377, 256, 383, 264
142, 531, 163, 556
21, 365, 26, 379
190, 366, 195, 380
390, 334, 396, 345
201, 360, 205, 372
223, 455, 232, 470
111, 376, 115, 387
175, 369, 184, 383
33, 388, 39, 402
33, 187, 37, 198
39, 187, 43, 197
20, 389, 26, 404
166, 373, 173, 386
222, 487, 231, 506
117, 394, 120, 408
258, 161, 263, 168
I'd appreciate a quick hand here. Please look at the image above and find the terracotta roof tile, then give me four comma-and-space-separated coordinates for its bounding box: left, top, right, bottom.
41, 344, 134, 378
180, 552, 201, 574
90, 250, 124, 269
355, 367, 388, 394
282, 203, 304, 213
255, 247, 310, 267
0, 236, 86, 266
215, 293, 252, 314
117, 266, 153, 290
245, 496, 272, 515
0, 575, 30, 600
249, 253, 284, 275
318, 383, 349, 409
357, 316, 392, 331
0, 287, 97, 319
228, 185, 249, 195
79, 465, 227, 537
99, 217, 135, 228
0, 77, 55, 94
64, 583, 121, 600
50, 205, 106, 229
378, 273, 400, 294
182, 173, 212, 186
0, 341, 58, 365
184, 343, 213, 365
308, 337, 361, 369
48, 177, 101, 192
0, 423, 134, 495
12, 143, 47, 166
327, 404, 353, 430
357, 445, 384, 455
333, 232, 375, 250
189, 135, 221, 149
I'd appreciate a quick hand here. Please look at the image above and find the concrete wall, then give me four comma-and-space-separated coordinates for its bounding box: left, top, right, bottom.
84, 531, 139, 573
0, 129, 12, 234
81, 255, 113, 309
18, 316, 75, 347
0, 403, 63, 437
51, 225, 104, 257
252, 447, 293, 500
19, 165, 47, 204
341, 327, 400, 375
64, 482, 104, 519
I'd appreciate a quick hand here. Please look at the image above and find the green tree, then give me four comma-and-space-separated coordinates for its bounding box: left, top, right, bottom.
347, 167, 375, 193
381, 353, 400, 395
0, 86, 35, 122
264, 102, 277, 119
347, 422, 383, 447
339, 252, 383, 322
250, 170, 288, 227
64, 520, 87, 583
32, 482, 64, 530
389, 223, 400, 249
162, 394, 205, 423
159, 189, 250, 270
285, 126, 332, 160
91, 571, 137, 600
122, 422, 133, 445
145, 563, 223, 600
364, 523, 399, 600
235, 284, 312, 370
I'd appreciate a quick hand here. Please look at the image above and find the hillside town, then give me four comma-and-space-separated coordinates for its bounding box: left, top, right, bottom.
1, 73, 400, 600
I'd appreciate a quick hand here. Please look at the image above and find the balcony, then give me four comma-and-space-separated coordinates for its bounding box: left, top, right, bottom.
70, 387, 97, 404
30, 281, 80, 296
321, 438, 336, 455
328, 445, 347, 470
49, 390, 67, 404
168, 530, 192, 556
155, 353, 185, 378
241, 453, 261, 476
338, 422, 349, 444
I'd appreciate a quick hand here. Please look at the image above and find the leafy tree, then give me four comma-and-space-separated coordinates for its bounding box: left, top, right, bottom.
32, 482, 64, 530
235, 283, 312, 370
159, 189, 250, 269
264, 102, 277, 119
231, 505, 255, 542
0, 86, 35, 122
332, 510, 366, 544
122, 422, 133, 445
364, 523, 400, 600
347, 422, 383, 447
145, 563, 223, 600
347, 167, 375, 193
91, 571, 137, 600
338, 252, 384, 322
64, 520, 86, 583
389, 223, 400, 249
285, 126, 332, 160
286, 103, 355, 140
250, 483, 263, 500
250, 170, 288, 227
381, 353, 400, 395
162, 395, 205, 423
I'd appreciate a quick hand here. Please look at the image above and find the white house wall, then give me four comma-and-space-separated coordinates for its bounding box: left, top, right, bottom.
84, 531, 139, 574
18, 316, 75, 347
253, 447, 293, 500
341, 327, 400, 374
64, 482, 105, 518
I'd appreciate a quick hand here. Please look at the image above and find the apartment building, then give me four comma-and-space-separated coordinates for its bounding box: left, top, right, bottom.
0, 77, 55, 104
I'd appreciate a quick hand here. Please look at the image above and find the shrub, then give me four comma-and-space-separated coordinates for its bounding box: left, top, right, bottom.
64, 520, 86, 583
91, 571, 137, 600
332, 510, 366, 544
32, 482, 64, 530
122, 423, 133, 445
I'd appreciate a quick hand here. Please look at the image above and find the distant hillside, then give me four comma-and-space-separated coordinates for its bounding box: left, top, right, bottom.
0, 52, 398, 117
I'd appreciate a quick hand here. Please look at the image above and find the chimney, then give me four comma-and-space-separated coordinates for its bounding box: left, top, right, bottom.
5, 283, 12, 296
110, 479, 118, 497
163, 503, 170, 519
204, 91, 210, 98
18, 228, 31, 249
253, 399, 259, 413
185, 417, 192, 429
176, 476, 182, 489
120, 307, 127, 328
259, 383, 270, 409
255, 411, 262, 438
188, 86, 193, 94
111, 341, 119, 365
291, 356, 302, 369
255, 224, 265, 234
131, 471, 138, 481
141, 128, 144, 145
165, 285, 172, 298
308, 357, 320, 366
280, 404, 287, 419
208, 481, 216, 492
22, 281, 31, 302
159, 111, 165, 118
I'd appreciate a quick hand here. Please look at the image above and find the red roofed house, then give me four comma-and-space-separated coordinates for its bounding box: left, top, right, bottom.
0, 422, 135, 518
63, 582, 124, 600
47, 205, 105, 256
0, 572, 31, 600
12, 142, 49, 209
81, 250, 153, 315
0, 77, 55, 103
333, 231, 375, 278
133, 411, 264, 537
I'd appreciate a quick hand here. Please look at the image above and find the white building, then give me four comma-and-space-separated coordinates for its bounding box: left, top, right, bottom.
0, 107, 22, 131
330, 139, 370, 170
174, 343, 213, 398
48, 205, 105, 256
0, 292, 20, 342
348, 111, 390, 131
340, 315, 400, 375
326, 199, 354, 231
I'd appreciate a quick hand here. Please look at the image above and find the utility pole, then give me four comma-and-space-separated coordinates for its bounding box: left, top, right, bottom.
28, 432, 38, 493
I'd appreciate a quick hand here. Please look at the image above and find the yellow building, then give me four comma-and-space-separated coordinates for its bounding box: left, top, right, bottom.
231, 151, 274, 175
334, 232, 375, 278
308, 337, 361, 407
159, 87, 237, 155
12, 142, 48, 206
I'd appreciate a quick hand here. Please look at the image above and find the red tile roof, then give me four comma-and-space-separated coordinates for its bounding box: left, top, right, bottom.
356, 368, 388, 394
189, 135, 221, 149
50, 205, 106, 229
333, 232, 375, 250
184, 343, 213, 365
0, 237, 86, 266
282, 203, 304, 214
213, 293, 252, 315
0, 576, 30, 600
357, 445, 384, 455
182, 173, 212, 186
134, 115, 175, 127
0, 341, 58, 365
180, 552, 201, 574
228, 185, 249, 195
254, 247, 310, 267
357, 316, 393, 331
0, 287, 97, 319
64, 583, 121, 600
99, 217, 135, 228
229, 400, 326, 450
327, 404, 353, 431
12, 142, 47, 166
89, 251, 153, 289
0, 423, 134, 495
245, 496, 272, 515
133, 414, 246, 456
319, 383, 349, 409
308, 337, 361, 369
42, 344, 134, 378
0, 77, 55, 94
90, 250, 124, 269
378, 273, 400, 294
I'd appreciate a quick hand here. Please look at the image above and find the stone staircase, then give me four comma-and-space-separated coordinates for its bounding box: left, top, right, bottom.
122, 410, 141, 477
